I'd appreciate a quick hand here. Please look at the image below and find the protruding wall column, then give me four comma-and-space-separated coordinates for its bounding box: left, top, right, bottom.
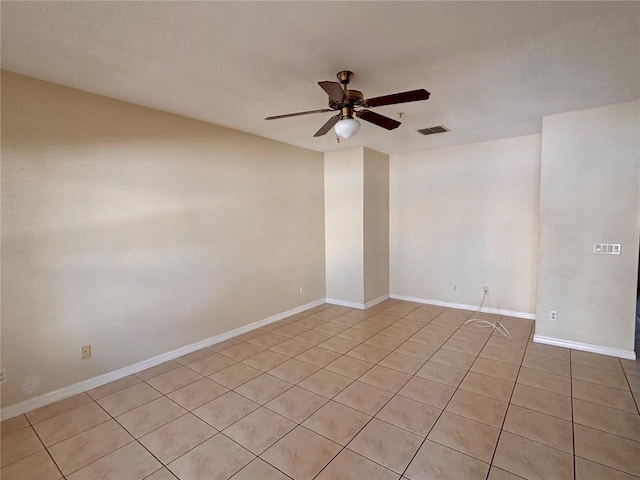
324, 147, 389, 308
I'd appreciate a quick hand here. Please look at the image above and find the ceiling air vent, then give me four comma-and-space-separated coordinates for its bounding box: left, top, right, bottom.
418, 125, 449, 135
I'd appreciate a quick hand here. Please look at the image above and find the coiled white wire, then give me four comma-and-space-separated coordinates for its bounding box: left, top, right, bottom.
462, 291, 512, 339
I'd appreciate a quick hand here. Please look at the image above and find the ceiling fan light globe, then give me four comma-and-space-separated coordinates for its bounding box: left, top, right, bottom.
334, 117, 361, 139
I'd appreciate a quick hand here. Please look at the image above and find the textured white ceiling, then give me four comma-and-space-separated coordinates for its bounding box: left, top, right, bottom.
2, 2, 638, 154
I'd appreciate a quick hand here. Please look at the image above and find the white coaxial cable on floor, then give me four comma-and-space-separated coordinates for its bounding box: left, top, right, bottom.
462, 291, 512, 339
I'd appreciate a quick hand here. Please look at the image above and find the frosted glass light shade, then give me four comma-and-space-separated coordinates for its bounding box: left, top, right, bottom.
334, 117, 361, 139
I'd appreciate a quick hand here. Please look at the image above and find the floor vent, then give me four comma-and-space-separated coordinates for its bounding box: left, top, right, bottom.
418, 125, 449, 135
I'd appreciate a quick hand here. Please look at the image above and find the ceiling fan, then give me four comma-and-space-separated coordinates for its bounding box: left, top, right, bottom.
265, 70, 430, 139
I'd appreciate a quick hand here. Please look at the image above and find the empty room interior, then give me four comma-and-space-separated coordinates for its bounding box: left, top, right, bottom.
1, 2, 640, 480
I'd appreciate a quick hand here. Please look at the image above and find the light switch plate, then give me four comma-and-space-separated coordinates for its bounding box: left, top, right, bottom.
594, 243, 621, 255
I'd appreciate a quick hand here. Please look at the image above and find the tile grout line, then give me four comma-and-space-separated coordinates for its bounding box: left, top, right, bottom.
403, 312, 508, 479
568, 356, 640, 479
516, 351, 640, 478
32, 397, 123, 476
136, 302, 401, 479
389, 308, 499, 479
481, 327, 527, 480
311, 303, 441, 480
71, 386, 186, 477
232, 302, 410, 479
153, 309, 366, 476
23, 423, 67, 479
301, 304, 433, 478
284, 307, 440, 478
10, 397, 112, 475
621, 360, 640, 415
438, 335, 565, 462
571, 350, 576, 480
420, 317, 526, 477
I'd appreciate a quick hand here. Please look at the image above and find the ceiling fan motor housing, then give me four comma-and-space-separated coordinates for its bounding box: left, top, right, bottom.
329, 89, 363, 110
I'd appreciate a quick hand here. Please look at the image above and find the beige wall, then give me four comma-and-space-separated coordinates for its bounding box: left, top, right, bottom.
324, 148, 364, 304
536, 101, 640, 353
363, 147, 390, 304
390, 135, 540, 314
1, 72, 326, 407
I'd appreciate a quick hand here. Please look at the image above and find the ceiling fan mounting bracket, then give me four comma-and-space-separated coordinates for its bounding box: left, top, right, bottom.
336, 70, 353, 85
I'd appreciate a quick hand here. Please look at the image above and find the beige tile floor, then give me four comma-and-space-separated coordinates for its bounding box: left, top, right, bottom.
2, 300, 640, 480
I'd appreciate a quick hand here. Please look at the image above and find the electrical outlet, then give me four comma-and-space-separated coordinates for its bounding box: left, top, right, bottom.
549, 311, 558, 321
299, 287, 305, 295
483, 286, 489, 295
81, 345, 92, 359
0, 369, 5, 384
453, 284, 457, 291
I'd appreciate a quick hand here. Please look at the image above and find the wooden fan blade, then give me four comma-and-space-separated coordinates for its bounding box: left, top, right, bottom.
265, 108, 334, 120
318, 81, 346, 103
313, 115, 340, 137
356, 110, 401, 130
364, 89, 430, 108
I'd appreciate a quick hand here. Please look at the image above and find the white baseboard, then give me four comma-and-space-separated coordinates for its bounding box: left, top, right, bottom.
533, 334, 636, 360
364, 295, 390, 309
0, 298, 326, 420
325, 294, 389, 310
325, 298, 364, 309
389, 294, 536, 320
